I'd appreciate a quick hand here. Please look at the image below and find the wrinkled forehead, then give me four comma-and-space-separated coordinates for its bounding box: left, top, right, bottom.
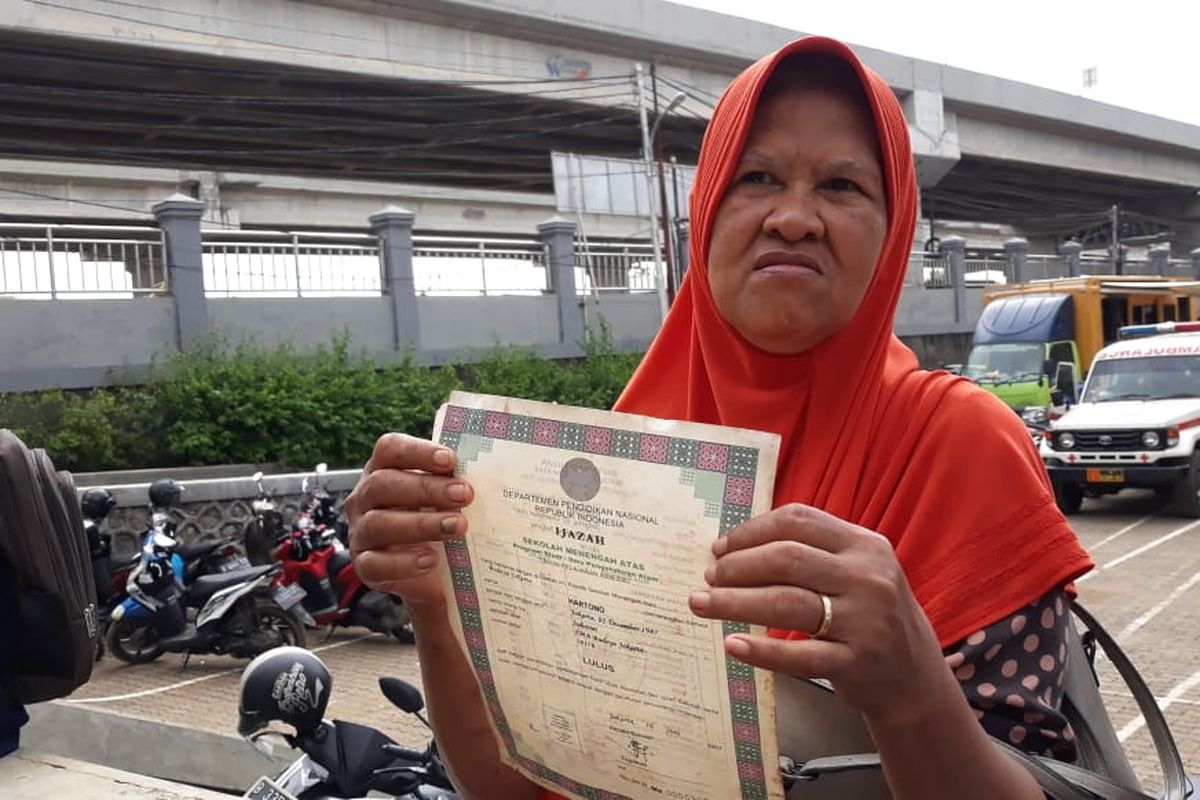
752, 53, 884, 172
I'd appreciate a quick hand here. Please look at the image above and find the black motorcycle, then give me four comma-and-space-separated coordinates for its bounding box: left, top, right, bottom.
239, 648, 457, 799
244, 470, 286, 566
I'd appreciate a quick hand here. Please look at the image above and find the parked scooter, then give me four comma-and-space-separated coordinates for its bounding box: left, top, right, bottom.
272, 464, 414, 643
238, 647, 458, 799
244, 470, 286, 567
144, 477, 252, 582
81, 487, 139, 660
105, 527, 307, 665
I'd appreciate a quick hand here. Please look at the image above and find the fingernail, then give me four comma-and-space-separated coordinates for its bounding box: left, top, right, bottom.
440, 515, 459, 536
446, 482, 467, 502
703, 565, 716, 585
433, 448, 454, 469
689, 590, 711, 612
416, 552, 436, 569
725, 635, 750, 657
712, 537, 728, 556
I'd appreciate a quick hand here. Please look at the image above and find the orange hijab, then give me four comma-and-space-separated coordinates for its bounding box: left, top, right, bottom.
615, 37, 1092, 647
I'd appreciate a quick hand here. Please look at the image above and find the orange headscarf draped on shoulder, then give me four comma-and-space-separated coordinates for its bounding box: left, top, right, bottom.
615, 37, 1092, 647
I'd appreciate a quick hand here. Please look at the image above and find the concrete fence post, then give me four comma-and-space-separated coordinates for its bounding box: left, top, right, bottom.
1192, 248, 1200, 281
538, 217, 584, 347
1059, 240, 1082, 278
940, 235, 967, 324
1003, 237, 1029, 284
1148, 243, 1171, 276
152, 193, 208, 351
369, 206, 420, 352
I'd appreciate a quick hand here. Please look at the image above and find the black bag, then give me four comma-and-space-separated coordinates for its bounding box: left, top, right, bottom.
0, 430, 96, 703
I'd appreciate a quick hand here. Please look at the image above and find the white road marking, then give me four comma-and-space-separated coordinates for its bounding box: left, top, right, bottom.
1087, 515, 1154, 551
67, 633, 378, 705
1077, 520, 1200, 583
1117, 572, 1200, 641
1116, 669, 1200, 742
1101, 689, 1200, 708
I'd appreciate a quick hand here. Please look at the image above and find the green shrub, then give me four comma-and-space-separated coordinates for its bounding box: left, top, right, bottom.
0, 326, 642, 472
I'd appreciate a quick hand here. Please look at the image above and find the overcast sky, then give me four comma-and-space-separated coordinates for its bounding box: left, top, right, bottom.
672, 0, 1200, 127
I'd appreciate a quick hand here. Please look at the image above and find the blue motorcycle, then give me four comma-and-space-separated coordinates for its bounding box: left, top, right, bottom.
106, 522, 306, 665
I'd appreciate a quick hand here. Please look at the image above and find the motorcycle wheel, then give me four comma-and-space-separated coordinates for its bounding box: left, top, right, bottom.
105, 616, 165, 664
254, 601, 308, 651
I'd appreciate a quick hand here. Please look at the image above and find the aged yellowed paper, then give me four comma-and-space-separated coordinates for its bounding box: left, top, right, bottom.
432, 391, 784, 800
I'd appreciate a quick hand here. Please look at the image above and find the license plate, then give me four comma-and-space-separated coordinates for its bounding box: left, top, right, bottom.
220, 555, 252, 572
242, 775, 297, 800
1086, 468, 1124, 483
272, 584, 306, 610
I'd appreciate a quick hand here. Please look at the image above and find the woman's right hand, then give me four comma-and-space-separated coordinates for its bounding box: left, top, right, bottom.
345, 433, 473, 609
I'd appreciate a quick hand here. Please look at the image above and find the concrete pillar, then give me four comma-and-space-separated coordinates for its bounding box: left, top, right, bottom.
152, 193, 208, 350
538, 217, 584, 346
940, 235, 967, 324
369, 206, 420, 352
1148, 243, 1171, 276
1059, 241, 1083, 278
1192, 248, 1200, 281
1003, 237, 1029, 284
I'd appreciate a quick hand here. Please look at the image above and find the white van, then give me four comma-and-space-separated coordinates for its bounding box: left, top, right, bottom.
1042, 322, 1200, 516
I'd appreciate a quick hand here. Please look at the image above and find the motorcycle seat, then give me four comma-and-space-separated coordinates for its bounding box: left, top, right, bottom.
176, 538, 228, 561
187, 565, 276, 607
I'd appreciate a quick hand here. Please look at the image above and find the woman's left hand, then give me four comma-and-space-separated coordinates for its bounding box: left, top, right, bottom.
688, 503, 952, 727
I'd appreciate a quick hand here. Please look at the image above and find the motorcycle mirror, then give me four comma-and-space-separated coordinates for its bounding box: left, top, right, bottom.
251, 471, 264, 483
315, 463, 328, 475
378, 677, 425, 714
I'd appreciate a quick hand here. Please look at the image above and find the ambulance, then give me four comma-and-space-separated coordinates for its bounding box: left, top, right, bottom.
1042, 321, 1200, 516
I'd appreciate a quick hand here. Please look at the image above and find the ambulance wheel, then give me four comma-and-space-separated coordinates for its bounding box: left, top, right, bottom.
1054, 482, 1084, 515
1173, 452, 1200, 518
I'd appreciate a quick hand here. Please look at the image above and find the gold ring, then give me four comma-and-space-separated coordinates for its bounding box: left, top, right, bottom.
813, 593, 833, 639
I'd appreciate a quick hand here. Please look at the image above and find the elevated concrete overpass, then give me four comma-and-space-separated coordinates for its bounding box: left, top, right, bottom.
1, 0, 1198, 247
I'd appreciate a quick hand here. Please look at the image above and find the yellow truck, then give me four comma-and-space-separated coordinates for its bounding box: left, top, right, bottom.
965, 276, 1200, 425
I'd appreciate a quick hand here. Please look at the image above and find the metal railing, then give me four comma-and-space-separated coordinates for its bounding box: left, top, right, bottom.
0, 223, 166, 299
413, 235, 548, 296
907, 253, 948, 288
576, 239, 658, 293
1024, 254, 1068, 281
202, 230, 382, 297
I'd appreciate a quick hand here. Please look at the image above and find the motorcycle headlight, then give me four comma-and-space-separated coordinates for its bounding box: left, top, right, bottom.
1057, 432, 1076, 449
1142, 431, 1161, 449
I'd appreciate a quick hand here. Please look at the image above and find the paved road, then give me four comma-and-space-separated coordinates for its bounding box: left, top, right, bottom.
71, 492, 1199, 793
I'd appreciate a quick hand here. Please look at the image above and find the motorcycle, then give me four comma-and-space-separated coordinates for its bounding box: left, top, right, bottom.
239, 647, 458, 799
82, 487, 140, 661
105, 528, 307, 665
244, 470, 286, 567
272, 465, 414, 644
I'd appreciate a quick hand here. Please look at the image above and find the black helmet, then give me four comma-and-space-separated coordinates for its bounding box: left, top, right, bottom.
238, 646, 332, 738
81, 488, 117, 520
148, 478, 183, 508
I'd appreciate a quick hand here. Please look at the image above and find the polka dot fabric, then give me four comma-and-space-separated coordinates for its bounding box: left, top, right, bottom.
944, 588, 1078, 762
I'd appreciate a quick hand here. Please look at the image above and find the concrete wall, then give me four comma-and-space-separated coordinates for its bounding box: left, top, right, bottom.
0, 286, 980, 391
209, 296, 395, 352
417, 295, 561, 349
0, 298, 175, 387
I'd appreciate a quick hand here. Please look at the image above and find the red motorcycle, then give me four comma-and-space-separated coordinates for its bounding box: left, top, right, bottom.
269, 466, 414, 643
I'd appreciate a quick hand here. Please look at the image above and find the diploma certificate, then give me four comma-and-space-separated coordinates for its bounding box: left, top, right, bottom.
432, 392, 784, 800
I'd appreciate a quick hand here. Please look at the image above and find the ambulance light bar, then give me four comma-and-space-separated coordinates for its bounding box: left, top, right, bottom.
1118, 321, 1200, 339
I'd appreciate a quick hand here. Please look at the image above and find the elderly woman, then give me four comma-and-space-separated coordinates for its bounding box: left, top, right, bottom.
347, 36, 1093, 800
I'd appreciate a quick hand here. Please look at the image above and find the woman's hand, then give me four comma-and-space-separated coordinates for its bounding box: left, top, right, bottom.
688, 503, 950, 727
344, 433, 473, 609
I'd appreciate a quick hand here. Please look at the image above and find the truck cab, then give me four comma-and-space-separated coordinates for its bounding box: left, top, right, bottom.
967, 277, 1200, 427
1042, 323, 1200, 516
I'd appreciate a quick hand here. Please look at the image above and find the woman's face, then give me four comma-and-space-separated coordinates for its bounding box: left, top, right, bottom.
707, 82, 888, 355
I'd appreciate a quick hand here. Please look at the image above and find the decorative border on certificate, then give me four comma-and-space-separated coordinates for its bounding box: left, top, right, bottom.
439, 404, 771, 800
